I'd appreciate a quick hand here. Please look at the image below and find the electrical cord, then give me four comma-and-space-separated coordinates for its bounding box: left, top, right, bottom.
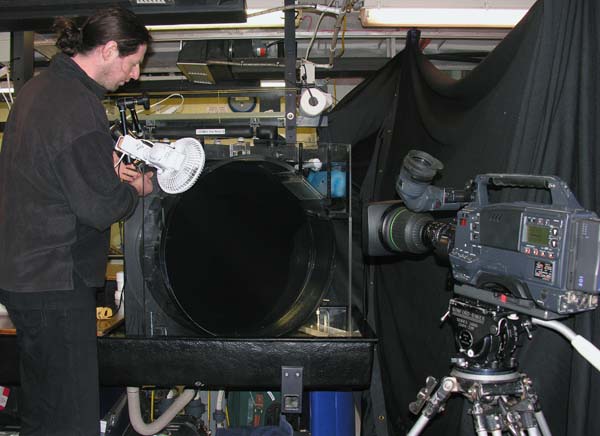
300, 63, 318, 106
114, 153, 126, 168
0, 64, 11, 109
149, 93, 184, 114
327, 0, 352, 66
532, 317, 600, 372
336, 14, 347, 58
119, 94, 185, 123
304, 0, 335, 62
141, 163, 147, 335
246, 3, 340, 18
6, 66, 13, 104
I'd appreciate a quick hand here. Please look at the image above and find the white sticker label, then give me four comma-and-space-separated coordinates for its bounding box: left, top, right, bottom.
195, 129, 226, 135
0, 386, 10, 410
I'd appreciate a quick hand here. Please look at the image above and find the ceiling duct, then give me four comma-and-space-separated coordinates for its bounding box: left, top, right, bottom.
0, 0, 246, 31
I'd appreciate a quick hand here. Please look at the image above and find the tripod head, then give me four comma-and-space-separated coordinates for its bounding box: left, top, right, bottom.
447, 289, 527, 374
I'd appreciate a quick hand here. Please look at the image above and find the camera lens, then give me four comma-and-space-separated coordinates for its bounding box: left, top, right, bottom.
380, 206, 433, 254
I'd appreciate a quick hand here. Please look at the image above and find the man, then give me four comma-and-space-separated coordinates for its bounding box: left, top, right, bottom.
0, 8, 152, 436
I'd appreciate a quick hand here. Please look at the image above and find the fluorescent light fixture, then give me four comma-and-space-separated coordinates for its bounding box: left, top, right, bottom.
260, 80, 286, 88
360, 7, 529, 28
0, 86, 13, 93
147, 9, 287, 30
131, 0, 173, 4
130, 0, 173, 5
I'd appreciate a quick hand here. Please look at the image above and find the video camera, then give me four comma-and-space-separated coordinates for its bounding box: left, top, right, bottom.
364, 150, 600, 318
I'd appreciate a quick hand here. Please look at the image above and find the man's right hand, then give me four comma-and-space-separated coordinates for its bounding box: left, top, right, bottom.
129, 171, 154, 196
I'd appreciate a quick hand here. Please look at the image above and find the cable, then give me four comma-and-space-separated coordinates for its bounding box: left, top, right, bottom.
207, 391, 211, 427
149, 93, 184, 114
300, 63, 317, 105
532, 318, 600, 372
206, 59, 285, 68
333, 79, 337, 106
114, 153, 126, 168
336, 14, 347, 58
150, 390, 155, 422
150, 93, 183, 109
246, 4, 340, 18
0, 64, 11, 109
141, 164, 146, 335
304, 0, 335, 61
6, 67, 13, 104
327, 0, 352, 67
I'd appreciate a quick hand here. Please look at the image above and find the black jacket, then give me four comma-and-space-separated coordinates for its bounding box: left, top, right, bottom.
0, 53, 138, 291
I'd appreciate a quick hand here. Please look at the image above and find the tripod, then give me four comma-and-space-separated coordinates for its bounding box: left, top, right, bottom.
407, 291, 552, 436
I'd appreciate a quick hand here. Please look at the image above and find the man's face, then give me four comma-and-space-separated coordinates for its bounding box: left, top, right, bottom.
100, 43, 147, 91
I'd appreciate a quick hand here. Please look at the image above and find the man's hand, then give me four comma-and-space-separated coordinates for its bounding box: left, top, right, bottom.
129, 171, 154, 196
113, 151, 140, 182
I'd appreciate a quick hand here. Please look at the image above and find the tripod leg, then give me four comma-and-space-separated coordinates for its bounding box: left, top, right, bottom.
527, 427, 541, 436
407, 378, 456, 436
406, 415, 430, 436
534, 411, 552, 436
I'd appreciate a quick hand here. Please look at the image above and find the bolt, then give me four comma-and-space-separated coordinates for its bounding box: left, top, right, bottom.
296, 372, 300, 377
442, 379, 454, 391
378, 415, 385, 421
286, 112, 295, 120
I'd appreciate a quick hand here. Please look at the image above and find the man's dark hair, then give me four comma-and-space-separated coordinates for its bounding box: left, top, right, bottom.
54, 7, 151, 57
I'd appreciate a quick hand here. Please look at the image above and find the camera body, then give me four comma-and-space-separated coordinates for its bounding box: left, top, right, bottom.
451, 174, 600, 315
364, 150, 600, 317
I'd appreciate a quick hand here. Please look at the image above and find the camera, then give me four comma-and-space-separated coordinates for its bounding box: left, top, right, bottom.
364, 150, 600, 317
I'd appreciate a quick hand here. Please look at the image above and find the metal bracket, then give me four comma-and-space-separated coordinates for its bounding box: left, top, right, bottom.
281, 366, 303, 414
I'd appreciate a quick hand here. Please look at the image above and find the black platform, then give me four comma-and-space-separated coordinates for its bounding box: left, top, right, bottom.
0, 325, 376, 390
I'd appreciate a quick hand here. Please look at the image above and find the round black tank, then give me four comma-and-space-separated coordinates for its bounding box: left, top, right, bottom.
159, 157, 335, 337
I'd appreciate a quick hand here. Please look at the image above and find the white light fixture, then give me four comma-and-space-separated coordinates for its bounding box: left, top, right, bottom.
0, 86, 13, 93
147, 9, 288, 31
260, 80, 286, 88
131, 0, 173, 4
360, 4, 532, 28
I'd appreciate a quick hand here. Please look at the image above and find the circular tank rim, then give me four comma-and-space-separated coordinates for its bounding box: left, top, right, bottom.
157, 156, 337, 337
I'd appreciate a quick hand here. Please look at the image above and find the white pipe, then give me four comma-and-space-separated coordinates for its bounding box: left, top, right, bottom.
127, 387, 196, 436
215, 390, 226, 428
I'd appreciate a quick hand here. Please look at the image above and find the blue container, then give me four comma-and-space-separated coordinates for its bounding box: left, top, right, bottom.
310, 391, 354, 436
306, 167, 347, 198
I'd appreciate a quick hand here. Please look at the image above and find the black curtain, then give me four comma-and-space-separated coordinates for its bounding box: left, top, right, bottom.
320, 0, 600, 435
